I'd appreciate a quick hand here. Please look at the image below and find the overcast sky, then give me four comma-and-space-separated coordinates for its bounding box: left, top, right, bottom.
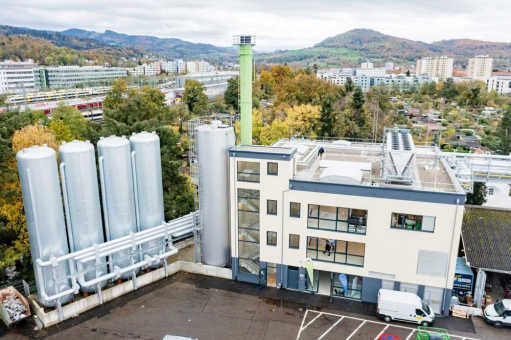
1, 0, 510, 51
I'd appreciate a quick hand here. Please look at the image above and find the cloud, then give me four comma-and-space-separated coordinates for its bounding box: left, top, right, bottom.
0, 0, 509, 51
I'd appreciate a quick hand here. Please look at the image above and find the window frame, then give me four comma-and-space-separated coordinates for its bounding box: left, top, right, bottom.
306, 236, 365, 267
290, 202, 301, 218
237, 161, 260, 183
267, 199, 277, 215
267, 162, 278, 176
307, 204, 367, 235
266, 231, 277, 246
289, 234, 300, 249
390, 212, 435, 233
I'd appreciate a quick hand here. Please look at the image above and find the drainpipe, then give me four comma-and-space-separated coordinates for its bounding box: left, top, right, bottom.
232, 152, 238, 280
98, 156, 111, 242
442, 198, 460, 314
131, 151, 141, 233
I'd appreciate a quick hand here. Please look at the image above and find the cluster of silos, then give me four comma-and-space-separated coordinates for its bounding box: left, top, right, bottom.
16, 132, 165, 306
196, 121, 236, 267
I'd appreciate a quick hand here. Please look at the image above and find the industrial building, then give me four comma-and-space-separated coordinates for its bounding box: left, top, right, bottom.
34, 66, 127, 89
0, 60, 37, 94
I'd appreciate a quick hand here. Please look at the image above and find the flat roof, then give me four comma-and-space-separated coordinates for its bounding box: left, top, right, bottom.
273, 139, 462, 194
230, 145, 297, 161
462, 206, 511, 273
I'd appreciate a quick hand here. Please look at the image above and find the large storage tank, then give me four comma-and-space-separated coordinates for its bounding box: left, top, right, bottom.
129, 132, 165, 266
97, 136, 139, 279
16, 145, 73, 307
59, 140, 107, 291
196, 121, 236, 266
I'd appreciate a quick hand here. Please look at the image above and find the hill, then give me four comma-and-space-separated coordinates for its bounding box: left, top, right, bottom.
0, 25, 144, 67
61, 28, 235, 59
262, 29, 511, 69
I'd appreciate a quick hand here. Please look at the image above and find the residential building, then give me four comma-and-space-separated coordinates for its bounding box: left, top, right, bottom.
486, 76, 511, 95
129, 65, 145, 76
143, 63, 158, 76
186, 61, 214, 74
34, 66, 127, 89
467, 56, 493, 79
416, 56, 454, 81
0, 60, 36, 94
360, 60, 374, 69
161, 59, 186, 74
385, 62, 394, 71
229, 129, 466, 315
355, 67, 386, 78
484, 182, 511, 209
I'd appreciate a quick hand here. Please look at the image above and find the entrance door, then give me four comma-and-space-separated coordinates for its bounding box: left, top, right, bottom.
259, 267, 267, 288
423, 286, 444, 314
287, 267, 299, 290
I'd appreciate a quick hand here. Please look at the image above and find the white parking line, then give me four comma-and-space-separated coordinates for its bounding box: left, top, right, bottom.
374, 325, 389, 340
318, 316, 344, 340
298, 310, 481, 340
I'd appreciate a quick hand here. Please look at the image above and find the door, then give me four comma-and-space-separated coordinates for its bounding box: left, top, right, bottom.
287, 267, 299, 290
504, 310, 511, 326
259, 267, 267, 288
423, 286, 444, 314
400, 283, 419, 295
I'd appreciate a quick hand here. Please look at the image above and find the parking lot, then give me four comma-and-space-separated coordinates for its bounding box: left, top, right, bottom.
1, 272, 510, 340
297, 310, 481, 340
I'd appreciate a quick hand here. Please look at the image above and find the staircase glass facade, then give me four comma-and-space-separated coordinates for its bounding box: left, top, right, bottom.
238, 188, 260, 275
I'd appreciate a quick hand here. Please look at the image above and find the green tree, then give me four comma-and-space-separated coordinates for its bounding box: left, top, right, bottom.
465, 182, 487, 205
224, 77, 239, 110
183, 80, 208, 115
497, 108, 511, 155
406, 70, 411, 77
439, 78, 458, 100
345, 77, 354, 93
259, 70, 276, 98
48, 103, 87, 142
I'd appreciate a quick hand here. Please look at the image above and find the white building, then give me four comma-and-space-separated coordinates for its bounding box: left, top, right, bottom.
34, 66, 127, 89
161, 59, 186, 74
416, 56, 454, 81
228, 129, 466, 316
485, 76, 511, 95
143, 63, 158, 76
316, 69, 355, 86
360, 60, 374, 69
385, 62, 394, 71
355, 68, 387, 78
0, 60, 36, 94
186, 61, 214, 74
484, 181, 511, 209
467, 56, 493, 80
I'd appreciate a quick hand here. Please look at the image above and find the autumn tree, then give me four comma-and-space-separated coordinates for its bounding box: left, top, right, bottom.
497, 107, 511, 155
284, 104, 321, 137
48, 103, 87, 142
224, 77, 239, 110
183, 80, 208, 115
259, 71, 276, 99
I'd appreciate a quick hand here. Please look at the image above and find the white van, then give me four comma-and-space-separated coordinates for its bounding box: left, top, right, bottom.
483, 299, 511, 328
377, 289, 436, 326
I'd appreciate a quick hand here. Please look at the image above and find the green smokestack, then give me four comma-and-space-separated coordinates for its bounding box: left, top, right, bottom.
233, 35, 256, 145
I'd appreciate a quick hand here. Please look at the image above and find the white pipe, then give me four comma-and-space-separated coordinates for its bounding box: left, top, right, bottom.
131, 151, 141, 233
36, 213, 195, 267
98, 156, 111, 242
172, 228, 194, 237
59, 163, 76, 252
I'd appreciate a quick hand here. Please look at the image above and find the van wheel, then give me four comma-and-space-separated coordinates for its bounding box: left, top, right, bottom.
420, 321, 430, 327
384, 316, 392, 322
494, 321, 503, 328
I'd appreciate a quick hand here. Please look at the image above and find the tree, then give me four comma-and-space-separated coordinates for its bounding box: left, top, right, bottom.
439, 78, 458, 100
259, 71, 275, 98
406, 70, 411, 77
345, 77, 355, 93
103, 78, 129, 109
271, 65, 294, 84
465, 182, 487, 205
48, 103, 87, 142
284, 104, 321, 137
183, 80, 208, 115
224, 77, 239, 110
497, 107, 511, 155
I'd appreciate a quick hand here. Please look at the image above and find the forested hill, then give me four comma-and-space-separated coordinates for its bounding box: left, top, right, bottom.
0, 25, 144, 66
61, 28, 236, 59
263, 28, 511, 69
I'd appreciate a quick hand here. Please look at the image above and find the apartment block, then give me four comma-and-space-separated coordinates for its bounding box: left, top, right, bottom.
467, 56, 493, 79
416, 56, 454, 81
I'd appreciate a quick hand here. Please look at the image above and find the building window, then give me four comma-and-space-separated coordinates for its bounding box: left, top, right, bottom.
267, 162, 278, 175
391, 213, 435, 232
289, 234, 300, 249
307, 204, 367, 234
238, 189, 260, 275
332, 274, 363, 300
290, 202, 301, 218
267, 231, 277, 246
488, 188, 494, 196
267, 200, 277, 215
237, 161, 260, 182
306, 237, 365, 267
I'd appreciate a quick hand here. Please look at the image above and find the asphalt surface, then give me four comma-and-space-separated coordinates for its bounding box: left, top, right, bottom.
1, 272, 510, 339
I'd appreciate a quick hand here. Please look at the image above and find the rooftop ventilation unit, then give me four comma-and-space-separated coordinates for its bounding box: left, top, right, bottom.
381, 128, 416, 185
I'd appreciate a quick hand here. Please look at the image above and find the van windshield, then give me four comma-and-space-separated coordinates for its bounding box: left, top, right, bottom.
422, 301, 431, 315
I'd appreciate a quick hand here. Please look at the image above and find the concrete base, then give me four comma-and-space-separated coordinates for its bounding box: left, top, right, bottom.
28, 261, 232, 328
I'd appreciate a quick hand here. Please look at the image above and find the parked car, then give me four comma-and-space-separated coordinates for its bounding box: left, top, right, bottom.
163, 336, 197, 340
484, 299, 511, 328
376, 289, 435, 326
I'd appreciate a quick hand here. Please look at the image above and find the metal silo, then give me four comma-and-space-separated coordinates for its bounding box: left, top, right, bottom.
196, 121, 236, 266
59, 140, 107, 291
16, 145, 73, 307
97, 136, 139, 279
129, 132, 165, 267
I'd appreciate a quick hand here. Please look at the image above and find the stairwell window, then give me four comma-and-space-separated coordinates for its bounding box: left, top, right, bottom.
290, 202, 301, 218
238, 189, 260, 275
289, 234, 300, 249
267, 200, 277, 215
267, 162, 278, 176
391, 213, 435, 232
237, 161, 260, 182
